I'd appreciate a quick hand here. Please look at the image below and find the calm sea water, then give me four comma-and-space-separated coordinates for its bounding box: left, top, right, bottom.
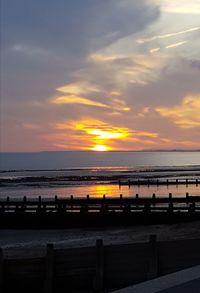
1, 151, 200, 170
0, 151, 200, 198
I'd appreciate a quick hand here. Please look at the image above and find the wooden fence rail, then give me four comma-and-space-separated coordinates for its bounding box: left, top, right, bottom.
1, 194, 200, 227
0, 193, 200, 212
1, 236, 200, 292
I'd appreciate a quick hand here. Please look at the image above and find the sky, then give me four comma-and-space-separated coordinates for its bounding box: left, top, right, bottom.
1, 0, 200, 152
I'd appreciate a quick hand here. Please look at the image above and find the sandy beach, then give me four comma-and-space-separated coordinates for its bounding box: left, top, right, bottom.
1, 220, 200, 258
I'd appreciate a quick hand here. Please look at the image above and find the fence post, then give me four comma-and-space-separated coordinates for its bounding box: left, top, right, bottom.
93, 239, 104, 292
0, 248, 3, 292
44, 244, 54, 293
147, 235, 158, 280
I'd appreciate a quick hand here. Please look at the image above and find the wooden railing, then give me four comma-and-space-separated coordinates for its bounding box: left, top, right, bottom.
1, 236, 200, 292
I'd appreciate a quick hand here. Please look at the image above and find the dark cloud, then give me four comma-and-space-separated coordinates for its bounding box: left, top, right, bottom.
1, 0, 160, 105
2, 0, 160, 56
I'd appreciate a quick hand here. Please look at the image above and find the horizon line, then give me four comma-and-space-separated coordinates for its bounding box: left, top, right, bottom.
1, 149, 200, 154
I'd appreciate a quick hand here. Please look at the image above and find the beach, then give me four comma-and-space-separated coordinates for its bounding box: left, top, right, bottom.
1, 221, 200, 258
0, 151, 200, 258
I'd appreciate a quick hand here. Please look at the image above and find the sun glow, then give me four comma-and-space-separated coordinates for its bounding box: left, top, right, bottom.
92, 145, 109, 151
88, 129, 128, 139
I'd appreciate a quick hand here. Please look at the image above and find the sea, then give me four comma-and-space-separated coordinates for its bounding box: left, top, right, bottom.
0, 151, 200, 198
1, 151, 200, 255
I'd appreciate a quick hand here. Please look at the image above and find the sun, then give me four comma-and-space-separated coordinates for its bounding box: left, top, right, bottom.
92, 145, 108, 151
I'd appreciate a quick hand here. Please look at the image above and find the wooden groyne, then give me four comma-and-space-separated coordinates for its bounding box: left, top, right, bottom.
1, 194, 200, 228
119, 178, 199, 186
1, 236, 200, 292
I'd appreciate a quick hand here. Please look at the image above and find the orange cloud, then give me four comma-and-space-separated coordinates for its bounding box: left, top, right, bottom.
51, 94, 110, 108
75, 119, 130, 141
56, 81, 100, 95
156, 95, 200, 128
133, 131, 158, 138
52, 118, 160, 151
51, 81, 131, 112
53, 119, 130, 150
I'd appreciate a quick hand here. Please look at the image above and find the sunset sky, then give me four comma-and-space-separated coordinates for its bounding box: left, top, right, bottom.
1, 0, 200, 151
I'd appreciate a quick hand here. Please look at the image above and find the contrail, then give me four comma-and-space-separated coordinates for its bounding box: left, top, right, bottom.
165, 40, 188, 49
137, 27, 200, 44
150, 41, 188, 53
150, 47, 161, 53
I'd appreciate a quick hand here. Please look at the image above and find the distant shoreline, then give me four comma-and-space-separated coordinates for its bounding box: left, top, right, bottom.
1, 149, 200, 154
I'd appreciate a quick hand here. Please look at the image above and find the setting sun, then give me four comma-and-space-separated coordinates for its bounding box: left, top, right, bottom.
92, 145, 108, 151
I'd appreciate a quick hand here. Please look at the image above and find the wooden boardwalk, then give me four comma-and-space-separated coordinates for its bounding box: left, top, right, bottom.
0, 194, 200, 228
1, 236, 200, 292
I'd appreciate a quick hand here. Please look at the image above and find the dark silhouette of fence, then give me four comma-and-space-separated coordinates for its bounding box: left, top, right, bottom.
1, 236, 200, 292
119, 178, 199, 186
1, 194, 200, 228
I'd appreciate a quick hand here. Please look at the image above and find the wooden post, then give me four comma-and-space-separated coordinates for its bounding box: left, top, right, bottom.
0, 203, 5, 213
186, 192, 189, 199
147, 235, 158, 280
15, 203, 19, 213
123, 204, 130, 213
38, 196, 41, 209
152, 193, 156, 200
168, 202, 173, 213
189, 203, 195, 213
70, 195, 73, 209
0, 248, 4, 292
6, 196, 10, 203
93, 239, 104, 292
143, 203, 150, 214
21, 196, 27, 212
136, 193, 139, 199
54, 195, 58, 211
44, 244, 54, 293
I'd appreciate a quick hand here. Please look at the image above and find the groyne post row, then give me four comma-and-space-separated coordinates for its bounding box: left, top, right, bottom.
1, 236, 200, 293
119, 178, 199, 186
0, 193, 199, 214
1, 194, 200, 228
